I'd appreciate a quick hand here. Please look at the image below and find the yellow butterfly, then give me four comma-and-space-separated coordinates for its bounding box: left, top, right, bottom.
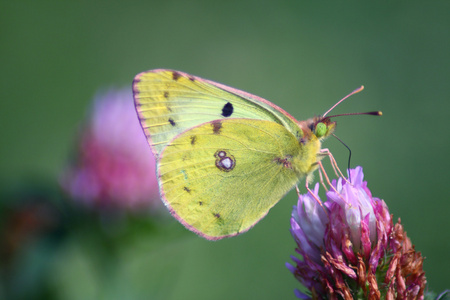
133, 69, 370, 240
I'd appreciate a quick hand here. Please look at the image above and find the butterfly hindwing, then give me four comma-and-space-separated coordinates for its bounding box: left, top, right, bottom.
133, 69, 302, 158
158, 118, 303, 240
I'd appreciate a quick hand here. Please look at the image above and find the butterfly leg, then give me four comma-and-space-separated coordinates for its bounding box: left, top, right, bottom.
317, 160, 351, 206
319, 148, 350, 185
295, 185, 301, 197
304, 178, 328, 216
316, 149, 342, 191
317, 161, 336, 191
318, 167, 329, 192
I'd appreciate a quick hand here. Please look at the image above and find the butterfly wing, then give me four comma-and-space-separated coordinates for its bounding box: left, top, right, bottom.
158, 118, 305, 240
133, 69, 302, 158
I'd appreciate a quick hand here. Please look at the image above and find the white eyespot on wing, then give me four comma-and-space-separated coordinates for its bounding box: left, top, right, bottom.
220, 157, 234, 170
214, 150, 235, 172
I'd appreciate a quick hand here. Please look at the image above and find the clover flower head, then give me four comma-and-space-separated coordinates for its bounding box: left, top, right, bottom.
61, 88, 160, 212
287, 167, 426, 300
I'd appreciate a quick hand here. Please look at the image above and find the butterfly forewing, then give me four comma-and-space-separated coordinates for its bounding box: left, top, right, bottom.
133, 69, 302, 158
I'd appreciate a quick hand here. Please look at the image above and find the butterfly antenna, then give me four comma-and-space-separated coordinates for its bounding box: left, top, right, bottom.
331, 133, 352, 182
326, 111, 382, 119
323, 86, 365, 117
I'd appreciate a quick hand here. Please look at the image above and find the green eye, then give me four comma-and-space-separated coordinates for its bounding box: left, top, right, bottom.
315, 122, 327, 137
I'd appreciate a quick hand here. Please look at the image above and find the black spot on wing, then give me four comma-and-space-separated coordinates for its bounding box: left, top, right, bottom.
183, 186, 191, 193
169, 118, 176, 126
212, 120, 222, 134
212, 212, 225, 225
190, 135, 197, 145
163, 91, 169, 98
273, 156, 293, 169
221, 102, 233, 117
172, 71, 181, 81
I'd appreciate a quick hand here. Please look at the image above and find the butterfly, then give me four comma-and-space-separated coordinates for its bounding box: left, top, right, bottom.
132, 69, 371, 240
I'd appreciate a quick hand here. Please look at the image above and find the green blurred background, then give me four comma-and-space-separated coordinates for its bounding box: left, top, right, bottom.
1, 1, 449, 299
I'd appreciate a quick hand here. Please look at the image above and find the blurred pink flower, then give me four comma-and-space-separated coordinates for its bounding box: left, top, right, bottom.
287, 167, 426, 300
61, 88, 160, 211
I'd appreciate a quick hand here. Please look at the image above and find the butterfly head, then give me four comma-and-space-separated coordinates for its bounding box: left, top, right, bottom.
307, 116, 336, 140
309, 85, 381, 140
